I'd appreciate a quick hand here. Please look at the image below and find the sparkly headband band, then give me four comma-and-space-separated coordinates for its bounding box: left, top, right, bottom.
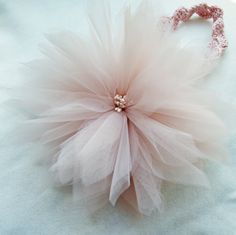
167, 3, 228, 56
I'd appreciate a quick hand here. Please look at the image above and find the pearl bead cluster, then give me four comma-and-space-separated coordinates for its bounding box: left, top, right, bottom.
114, 94, 127, 112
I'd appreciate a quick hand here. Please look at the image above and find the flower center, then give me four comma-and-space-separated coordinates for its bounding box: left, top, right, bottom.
114, 94, 127, 112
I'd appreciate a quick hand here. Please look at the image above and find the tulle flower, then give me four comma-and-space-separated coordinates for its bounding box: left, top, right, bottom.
17, 2, 227, 215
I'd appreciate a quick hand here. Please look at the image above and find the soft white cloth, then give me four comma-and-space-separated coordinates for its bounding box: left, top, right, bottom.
1, 0, 236, 234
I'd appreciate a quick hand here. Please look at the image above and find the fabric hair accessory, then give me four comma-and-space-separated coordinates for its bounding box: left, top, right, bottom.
16, 2, 228, 215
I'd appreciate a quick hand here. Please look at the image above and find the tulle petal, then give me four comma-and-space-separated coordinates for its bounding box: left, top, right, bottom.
78, 112, 123, 185
109, 115, 131, 205
51, 112, 122, 185
128, 110, 210, 187
153, 101, 226, 142
128, 110, 204, 166
133, 167, 162, 215
129, 122, 209, 188
40, 121, 82, 144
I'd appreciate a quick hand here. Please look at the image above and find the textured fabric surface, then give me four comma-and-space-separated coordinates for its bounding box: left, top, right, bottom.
0, 0, 236, 234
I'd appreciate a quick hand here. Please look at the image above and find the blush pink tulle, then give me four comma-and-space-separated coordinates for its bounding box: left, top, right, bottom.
15, 1, 228, 215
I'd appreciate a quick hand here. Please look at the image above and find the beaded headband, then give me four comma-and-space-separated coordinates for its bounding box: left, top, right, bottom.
168, 3, 228, 56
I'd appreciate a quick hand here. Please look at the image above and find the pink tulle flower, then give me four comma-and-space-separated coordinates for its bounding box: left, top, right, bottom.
18, 2, 227, 215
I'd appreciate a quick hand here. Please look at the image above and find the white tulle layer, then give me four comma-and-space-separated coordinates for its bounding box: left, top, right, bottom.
14, 1, 228, 215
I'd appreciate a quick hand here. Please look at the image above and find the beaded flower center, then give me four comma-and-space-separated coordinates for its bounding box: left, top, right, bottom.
114, 94, 127, 112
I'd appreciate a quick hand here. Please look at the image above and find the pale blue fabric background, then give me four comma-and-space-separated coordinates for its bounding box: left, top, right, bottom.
0, 0, 236, 234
